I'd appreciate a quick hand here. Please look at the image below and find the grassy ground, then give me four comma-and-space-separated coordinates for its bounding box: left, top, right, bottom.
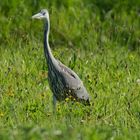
0, 0, 140, 140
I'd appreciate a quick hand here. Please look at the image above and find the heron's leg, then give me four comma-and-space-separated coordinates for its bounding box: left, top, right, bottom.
53, 95, 57, 112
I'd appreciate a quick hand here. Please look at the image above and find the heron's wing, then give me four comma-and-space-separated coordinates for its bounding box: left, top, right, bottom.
56, 60, 83, 89
55, 60, 90, 102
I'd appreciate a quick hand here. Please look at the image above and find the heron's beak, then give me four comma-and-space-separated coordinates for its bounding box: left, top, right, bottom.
32, 13, 43, 19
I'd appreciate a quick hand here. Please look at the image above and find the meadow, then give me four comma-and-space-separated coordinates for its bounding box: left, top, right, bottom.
0, 0, 140, 139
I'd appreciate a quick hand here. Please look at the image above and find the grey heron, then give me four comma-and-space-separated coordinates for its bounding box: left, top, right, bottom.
32, 9, 90, 108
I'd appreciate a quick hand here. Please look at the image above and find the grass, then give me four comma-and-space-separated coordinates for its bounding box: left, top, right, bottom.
0, 0, 140, 139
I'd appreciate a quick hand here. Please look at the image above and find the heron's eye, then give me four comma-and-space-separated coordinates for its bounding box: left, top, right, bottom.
42, 12, 46, 15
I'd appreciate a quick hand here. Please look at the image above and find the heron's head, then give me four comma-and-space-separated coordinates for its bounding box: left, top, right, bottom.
32, 9, 49, 20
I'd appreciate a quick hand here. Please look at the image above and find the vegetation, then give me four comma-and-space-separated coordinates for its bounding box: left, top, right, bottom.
0, 0, 140, 139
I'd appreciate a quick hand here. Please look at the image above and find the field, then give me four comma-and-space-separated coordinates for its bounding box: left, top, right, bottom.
0, 0, 140, 139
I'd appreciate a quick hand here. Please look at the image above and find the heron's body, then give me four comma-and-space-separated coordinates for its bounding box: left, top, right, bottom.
32, 9, 90, 107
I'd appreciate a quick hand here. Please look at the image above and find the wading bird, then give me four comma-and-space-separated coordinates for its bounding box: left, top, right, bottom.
32, 9, 90, 108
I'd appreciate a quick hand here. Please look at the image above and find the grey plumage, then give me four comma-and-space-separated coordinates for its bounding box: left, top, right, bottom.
32, 9, 90, 107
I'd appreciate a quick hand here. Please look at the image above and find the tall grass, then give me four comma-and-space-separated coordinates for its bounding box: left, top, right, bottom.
0, 0, 140, 139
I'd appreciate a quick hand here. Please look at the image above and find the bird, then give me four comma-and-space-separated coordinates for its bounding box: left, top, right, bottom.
32, 9, 90, 108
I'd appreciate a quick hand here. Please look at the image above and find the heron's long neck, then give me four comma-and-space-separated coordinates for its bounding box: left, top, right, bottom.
44, 18, 55, 65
